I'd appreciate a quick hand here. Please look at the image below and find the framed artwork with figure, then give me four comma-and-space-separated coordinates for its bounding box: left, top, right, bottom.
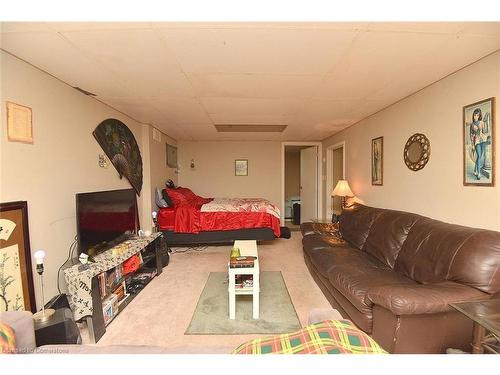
463, 97, 495, 186
371, 137, 383, 185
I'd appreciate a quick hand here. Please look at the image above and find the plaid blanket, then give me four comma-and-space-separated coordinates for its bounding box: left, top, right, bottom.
232, 320, 387, 354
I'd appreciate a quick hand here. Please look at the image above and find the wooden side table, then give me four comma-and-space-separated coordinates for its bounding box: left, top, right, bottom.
450, 299, 500, 354
228, 240, 260, 320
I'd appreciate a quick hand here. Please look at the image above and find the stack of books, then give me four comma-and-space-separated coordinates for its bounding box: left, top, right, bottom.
229, 256, 257, 268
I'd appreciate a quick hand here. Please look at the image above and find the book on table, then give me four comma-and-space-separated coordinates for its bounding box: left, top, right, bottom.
229, 256, 257, 268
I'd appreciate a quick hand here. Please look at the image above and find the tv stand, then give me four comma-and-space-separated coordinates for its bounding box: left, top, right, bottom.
64, 233, 163, 343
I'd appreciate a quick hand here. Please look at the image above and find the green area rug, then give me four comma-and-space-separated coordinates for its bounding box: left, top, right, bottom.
186, 271, 301, 335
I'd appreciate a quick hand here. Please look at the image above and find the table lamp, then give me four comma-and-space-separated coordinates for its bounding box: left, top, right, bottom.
331, 179, 354, 209
33, 250, 55, 322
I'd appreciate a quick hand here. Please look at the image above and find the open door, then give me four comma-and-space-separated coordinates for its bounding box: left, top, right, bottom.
300, 146, 318, 223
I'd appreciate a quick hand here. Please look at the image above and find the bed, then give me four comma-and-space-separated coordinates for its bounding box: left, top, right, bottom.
157, 187, 288, 246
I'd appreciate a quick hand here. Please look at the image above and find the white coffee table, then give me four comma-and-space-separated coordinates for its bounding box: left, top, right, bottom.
228, 240, 260, 320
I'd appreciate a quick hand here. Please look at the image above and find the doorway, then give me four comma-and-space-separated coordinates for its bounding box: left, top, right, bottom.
281, 142, 323, 228
326, 142, 345, 220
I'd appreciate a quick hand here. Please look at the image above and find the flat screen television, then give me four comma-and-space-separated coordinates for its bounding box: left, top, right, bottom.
76, 188, 139, 257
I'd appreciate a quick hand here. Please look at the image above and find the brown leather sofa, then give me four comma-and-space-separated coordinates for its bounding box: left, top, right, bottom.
301, 203, 500, 353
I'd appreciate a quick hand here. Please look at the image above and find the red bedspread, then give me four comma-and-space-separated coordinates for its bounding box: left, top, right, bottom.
157, 197, 281, 237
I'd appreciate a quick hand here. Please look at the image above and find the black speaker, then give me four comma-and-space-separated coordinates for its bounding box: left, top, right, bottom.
44, 294, 70, 310
34, 308, 81, 347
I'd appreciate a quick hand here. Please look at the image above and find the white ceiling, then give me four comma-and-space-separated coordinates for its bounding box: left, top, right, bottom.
1, 22, 499, 141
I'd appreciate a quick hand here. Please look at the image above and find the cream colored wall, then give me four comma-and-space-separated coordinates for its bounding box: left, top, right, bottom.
322, 51, 500, 231
178, 141, 282, 212
0, 52, 164, 309
148, 127, 178, 213
332, 147, 343, 214
285, 151, 300, 199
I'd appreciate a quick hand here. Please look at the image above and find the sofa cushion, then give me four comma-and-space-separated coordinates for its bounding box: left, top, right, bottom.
339, 204, 384, 250
395, 218, 500, 292
327, 263, 416, 318
302, 233, 347, 251
232, 319, 387, 354
362, 209, 420, 268
366, 281, 487, 315
304, 245, 371, 278
0, 322, 16, 354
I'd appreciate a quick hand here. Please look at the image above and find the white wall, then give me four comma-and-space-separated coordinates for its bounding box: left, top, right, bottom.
0, 52, 175, 309
322, 51, 500, 231
148, 127, 178, 212
178, 141, 282, 213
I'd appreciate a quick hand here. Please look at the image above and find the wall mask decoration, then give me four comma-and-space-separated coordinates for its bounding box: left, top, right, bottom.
93, 119, 143, 195
463, 97, 495, 186
403, 133, 431, 171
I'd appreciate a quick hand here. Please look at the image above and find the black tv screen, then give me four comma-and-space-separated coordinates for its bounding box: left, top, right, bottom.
76, 188, 139, 257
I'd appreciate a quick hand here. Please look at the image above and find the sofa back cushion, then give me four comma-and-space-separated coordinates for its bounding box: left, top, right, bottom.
339, 204, 383, 250
362, 210, 420, 268
395, 218, 500, 294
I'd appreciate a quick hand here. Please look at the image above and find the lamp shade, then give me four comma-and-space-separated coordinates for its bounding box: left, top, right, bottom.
331, 180, 354, 197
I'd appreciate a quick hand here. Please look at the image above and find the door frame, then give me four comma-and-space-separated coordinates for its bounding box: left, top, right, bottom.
326, 141, 346, 219
281, 141, 323, 226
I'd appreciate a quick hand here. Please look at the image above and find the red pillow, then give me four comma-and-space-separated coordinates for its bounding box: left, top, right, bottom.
166, 188, 189, 207
167, 187, 211, 207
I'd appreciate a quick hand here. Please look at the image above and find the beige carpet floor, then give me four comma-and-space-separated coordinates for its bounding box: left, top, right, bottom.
82, 231, 332, 352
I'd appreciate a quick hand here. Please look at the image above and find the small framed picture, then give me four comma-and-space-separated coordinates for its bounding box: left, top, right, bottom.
371, 136, 383, 185
166, 144, 178, 168
463, 97, 495, 186
6, 101, 33, 144
235, 159, 248, 176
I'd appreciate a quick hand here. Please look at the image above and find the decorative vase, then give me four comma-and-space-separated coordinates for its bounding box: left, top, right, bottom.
230, 247, 241, 258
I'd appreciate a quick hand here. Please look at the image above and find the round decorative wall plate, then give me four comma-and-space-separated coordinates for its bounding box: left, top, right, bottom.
403, 133, 431, 171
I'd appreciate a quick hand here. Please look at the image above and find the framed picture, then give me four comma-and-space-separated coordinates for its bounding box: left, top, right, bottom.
463, 97, 495, 186
235, 159, 248, 176
0, 201, 36, 313
6, 101, 33, 144
166, 144, 178, 168
371, 136, 383, 185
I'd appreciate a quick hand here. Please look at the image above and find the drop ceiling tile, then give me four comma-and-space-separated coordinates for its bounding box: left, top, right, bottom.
367, 35, 500, 102
1, 31, 128, 97
366, 22, 466, 34
117, 72, 195, 99
345, 100, 391, 121
187, 73, 323, 99
200, 97, 304, 118
149, 97, 213, 125
459, 22, 500, 37
297, 99, 359, 125
46, 22, 152, 32
151, 22, 369, 31
98, 97, 165, 124
160, 27, 359, 74
315, 30, 451, 100
1, 22, 51, 33
208, 113, 295, 126
60, 28, 183, 76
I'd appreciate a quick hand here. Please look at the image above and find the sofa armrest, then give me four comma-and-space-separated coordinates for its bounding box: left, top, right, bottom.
366, 282, 487, 315
0, 311, 36, 353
